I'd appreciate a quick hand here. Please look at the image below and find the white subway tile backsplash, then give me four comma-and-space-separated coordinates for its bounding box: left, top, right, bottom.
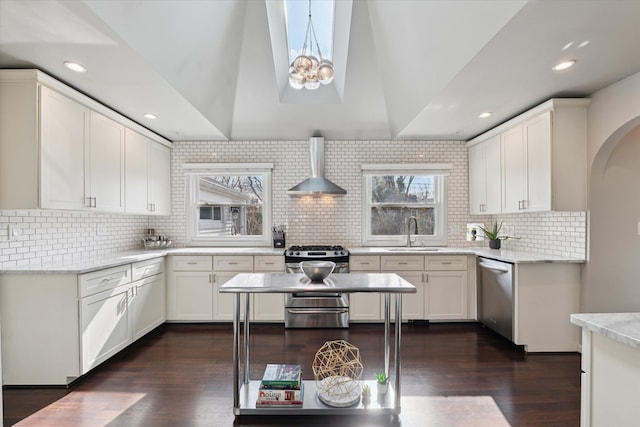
0, 139, 586, 268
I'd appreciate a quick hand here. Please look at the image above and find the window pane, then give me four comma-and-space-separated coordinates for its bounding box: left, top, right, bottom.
371, 176, 434, 204
371, 207, 435, 236
197, 175, 263, 236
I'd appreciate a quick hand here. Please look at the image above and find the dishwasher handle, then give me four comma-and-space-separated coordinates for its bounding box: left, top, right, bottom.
478, 261, 510, 273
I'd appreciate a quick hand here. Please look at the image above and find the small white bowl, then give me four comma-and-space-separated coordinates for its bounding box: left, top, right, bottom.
300, 260, 336, 282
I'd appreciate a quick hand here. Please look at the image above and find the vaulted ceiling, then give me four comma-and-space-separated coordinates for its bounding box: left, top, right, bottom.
1, 0, 640, 142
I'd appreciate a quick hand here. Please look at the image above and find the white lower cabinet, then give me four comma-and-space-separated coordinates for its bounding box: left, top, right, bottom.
167, 255, 253, 321
349, 256, 382, 321
381, 255, 469, 322
252, 256, 285, 322
80, 258, 165, 374
0, 257, 165, 385
80, 283, 132, 373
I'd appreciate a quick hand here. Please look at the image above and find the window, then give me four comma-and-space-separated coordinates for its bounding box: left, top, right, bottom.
284, 0, 335, 64
362, 164, 451, 247
185, 163, 273, 246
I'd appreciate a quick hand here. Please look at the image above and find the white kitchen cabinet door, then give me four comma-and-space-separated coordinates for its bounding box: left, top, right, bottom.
424, 271, 468, 320
390, 271, 425, 321
252, 256, 285, 321
501, 124, 526, 213
350, 293, 381, 321
124, 128, 150, 214
350, 255, 382, 321
168, 271, 214, 320
468, 142, 487, 215
80, 283, 132, 374
39, 85, 89, 210
149, 142, 171, 215
523, 112, 552, 212
131, 274, 166, 341
484, 135, 502, 214
213, 272, 241, 321
89, 111, 125, 212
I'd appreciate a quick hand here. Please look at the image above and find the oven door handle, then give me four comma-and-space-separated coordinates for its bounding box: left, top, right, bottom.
286, 308, 349, 314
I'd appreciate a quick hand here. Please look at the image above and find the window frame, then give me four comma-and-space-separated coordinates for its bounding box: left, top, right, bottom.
184, 163, 273, 247
361, 163, 451, 247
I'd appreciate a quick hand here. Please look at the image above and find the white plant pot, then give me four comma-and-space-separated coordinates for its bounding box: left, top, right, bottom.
377, 381, 388, 395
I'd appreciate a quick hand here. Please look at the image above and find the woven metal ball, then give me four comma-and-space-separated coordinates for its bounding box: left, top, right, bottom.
312, 339, 363, 402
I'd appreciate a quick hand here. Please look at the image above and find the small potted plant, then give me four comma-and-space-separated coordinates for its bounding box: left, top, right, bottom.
361, 384, 371, 405
479, 220, 503, 249
375, 372, 388, 395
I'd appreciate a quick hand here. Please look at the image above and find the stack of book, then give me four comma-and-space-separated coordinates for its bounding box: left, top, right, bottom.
255, 364, 304, 408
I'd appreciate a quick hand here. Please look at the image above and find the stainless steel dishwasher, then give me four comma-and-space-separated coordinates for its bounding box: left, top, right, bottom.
477, 257, 514, 341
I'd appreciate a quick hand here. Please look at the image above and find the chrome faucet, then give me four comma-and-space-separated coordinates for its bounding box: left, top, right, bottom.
407, 216, 418, 247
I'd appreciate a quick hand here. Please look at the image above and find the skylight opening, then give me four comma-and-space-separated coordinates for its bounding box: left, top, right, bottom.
285, 0, 335, 64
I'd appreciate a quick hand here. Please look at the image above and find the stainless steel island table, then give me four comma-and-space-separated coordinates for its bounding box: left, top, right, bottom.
219, 272, 417, 416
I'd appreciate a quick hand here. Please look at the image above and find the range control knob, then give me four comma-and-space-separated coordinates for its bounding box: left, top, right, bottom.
295, 252, 300, 256
334, 251, 339, 255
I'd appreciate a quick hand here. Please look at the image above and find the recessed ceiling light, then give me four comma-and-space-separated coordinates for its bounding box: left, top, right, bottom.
143, 113, 157, 120
577, 41, 590, 48
552, 60, 576, 71
63, 61, 86, 73
478, 112, 492, 119
562, 42, 574, 51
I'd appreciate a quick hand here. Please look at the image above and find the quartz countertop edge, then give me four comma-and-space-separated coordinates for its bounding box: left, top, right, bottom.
220, 272, 417, 294
570, 313, 640, 350
1, 246, 583, 274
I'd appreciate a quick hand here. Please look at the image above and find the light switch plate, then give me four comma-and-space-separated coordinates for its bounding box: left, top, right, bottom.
8, 224, 19, 241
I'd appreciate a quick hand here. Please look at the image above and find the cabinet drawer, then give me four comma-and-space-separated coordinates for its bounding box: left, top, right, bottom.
425, 256, 467, 271
214, 255, 253, 272
381, 256, 424, 271
132, 257, 165, 281
350, 256, 380, 271
171, 256, 213, 271
254, 256, 284, 272
79, 264, 132, 298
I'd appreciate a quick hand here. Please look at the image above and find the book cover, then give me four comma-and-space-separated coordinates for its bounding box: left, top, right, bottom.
260, 364, 301, 386
257, 383, 304, 402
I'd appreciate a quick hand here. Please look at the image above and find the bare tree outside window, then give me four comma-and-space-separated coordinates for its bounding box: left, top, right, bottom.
370, 175, 436, 236
198, 175, 263, 236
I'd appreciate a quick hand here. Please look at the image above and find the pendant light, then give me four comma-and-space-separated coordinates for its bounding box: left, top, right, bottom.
288, 0, 334, 90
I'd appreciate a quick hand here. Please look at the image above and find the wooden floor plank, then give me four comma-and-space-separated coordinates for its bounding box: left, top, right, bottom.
3, 323, 580, 426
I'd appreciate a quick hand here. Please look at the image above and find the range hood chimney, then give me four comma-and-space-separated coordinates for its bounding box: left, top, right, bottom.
287, 137, 347, 196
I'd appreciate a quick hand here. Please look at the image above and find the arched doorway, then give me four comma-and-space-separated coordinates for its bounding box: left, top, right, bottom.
583, 118, 640, 312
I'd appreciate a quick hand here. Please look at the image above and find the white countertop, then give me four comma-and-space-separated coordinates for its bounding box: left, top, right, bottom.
349, 247, 584, 263
0, 246, 582, 274
570, 313, 640, 350
220, 272, 417, 294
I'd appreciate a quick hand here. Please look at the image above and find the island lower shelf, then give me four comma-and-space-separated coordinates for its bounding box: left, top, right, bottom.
237, 380, 398, 415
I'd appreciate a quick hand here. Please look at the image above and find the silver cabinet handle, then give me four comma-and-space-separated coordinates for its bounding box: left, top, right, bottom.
424, 273, 429, 283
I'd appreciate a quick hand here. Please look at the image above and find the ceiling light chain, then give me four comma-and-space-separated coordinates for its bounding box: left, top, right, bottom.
289, 0, 334, 90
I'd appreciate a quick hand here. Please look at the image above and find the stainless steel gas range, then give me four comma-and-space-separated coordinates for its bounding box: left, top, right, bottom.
284, 245, 350, 328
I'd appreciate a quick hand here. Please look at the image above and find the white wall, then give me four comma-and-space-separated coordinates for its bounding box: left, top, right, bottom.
583, 71, 640, 312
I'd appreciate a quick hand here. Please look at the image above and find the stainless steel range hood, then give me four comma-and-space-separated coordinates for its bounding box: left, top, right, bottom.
287, 137, 347, 196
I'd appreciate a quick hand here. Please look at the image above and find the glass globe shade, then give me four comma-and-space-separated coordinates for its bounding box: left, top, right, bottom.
308, 55, 319, 72
317, 61, 334, 84
289, 71, 305, 89
293, 55, 312, 73
304, 74, 320, 90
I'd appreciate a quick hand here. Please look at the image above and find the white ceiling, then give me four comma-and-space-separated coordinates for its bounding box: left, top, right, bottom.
1, 0, 640, 143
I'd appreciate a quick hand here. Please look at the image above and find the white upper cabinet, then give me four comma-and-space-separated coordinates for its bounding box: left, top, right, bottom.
468, 98, 590, 214
125, 129, 170, 215
468, 134, 501, 215
89, 111, 125, 212
0, 69, 170, 214
39, 85, 89, 210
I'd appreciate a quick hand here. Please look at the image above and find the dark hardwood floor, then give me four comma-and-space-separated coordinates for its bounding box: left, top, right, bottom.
3, 323, 581, 426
